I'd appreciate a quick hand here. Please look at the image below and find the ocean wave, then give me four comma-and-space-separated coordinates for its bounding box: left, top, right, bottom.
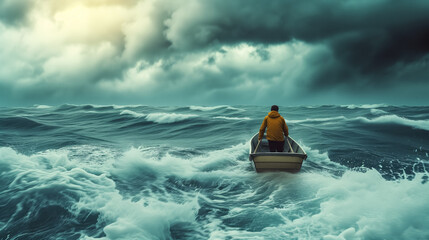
145, 113, 198, 124
204, 168, 429, 239
95, 144, 250, 238
111, 147, 197, 181
290, 114, 429, 131
111, 143, 250, 183
2, 105, 429, 239
0, 116, 56, 130
287, 116, 347, 124
2, 134, 429, 240
370, 108, 388, 115
312, 170, 429, 239
34, 104, 53, 109
0, 147, 200, 240
100, 194, 199, 240
55, 104, 114, 112
357, 115, 429, 131
302, 145, 347, 171
341, 103, 388, 109
189, 105, 242, 111
0, 147, 115, 238
0, 143, 247, 240
112, 104, 143, 109
120, 110, 145, 118
81, 104, 115, 111
214, 116, 251, 121
281, 170, 428, 239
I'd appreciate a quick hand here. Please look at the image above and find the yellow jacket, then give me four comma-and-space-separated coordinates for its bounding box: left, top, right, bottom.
259, 111, 289, 141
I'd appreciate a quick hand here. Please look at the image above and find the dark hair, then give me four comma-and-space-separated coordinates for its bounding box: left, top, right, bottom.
271, 105, 279, 111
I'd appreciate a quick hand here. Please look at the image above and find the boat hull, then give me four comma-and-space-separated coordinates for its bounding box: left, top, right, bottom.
249, 133, 307, 173
252, 155, 304, 172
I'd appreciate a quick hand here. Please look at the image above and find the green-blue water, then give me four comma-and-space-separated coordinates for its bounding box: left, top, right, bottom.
1, 104, 429, 239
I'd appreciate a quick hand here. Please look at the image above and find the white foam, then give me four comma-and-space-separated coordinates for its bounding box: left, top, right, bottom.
302, 145, 347, 170
110, 143, 251, 182
370, 108, 387, 115
99, 144, 253, 238
288, 116, 347, 124
110, 147, 198, 181
0, 147, 201, 240
145, 113, 198, 124
119, 110, 145, 118
357, 115, 429, 131
192, 143, 250, 174
112, 105, 142, 109
205, 170, 429, 239
290, 114, 429, 131
313, 170, 429, 239
2, 142, 429, 239
34, 104, 52, 109
2, 144, 242, 240
96, 194, 199, 240
0, 147, 39, 169
190, 105, 242, 111
342, 104, 388, 109
214, 116, 251, 121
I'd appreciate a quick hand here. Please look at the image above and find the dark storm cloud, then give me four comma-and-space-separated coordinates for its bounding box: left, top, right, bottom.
0, 0, 33, 25
164, 0, 429, 88
1, 0, 428, 106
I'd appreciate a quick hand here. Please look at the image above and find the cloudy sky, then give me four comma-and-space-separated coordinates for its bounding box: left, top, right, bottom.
1, 0, 428, 106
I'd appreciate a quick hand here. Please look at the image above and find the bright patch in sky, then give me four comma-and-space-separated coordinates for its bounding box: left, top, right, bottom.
0, 0, 428, 106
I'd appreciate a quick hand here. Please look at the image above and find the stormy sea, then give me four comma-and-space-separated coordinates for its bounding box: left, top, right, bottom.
1, 104, 428, 240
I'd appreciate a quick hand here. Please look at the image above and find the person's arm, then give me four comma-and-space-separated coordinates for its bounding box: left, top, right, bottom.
259, 117, 267, 140
283, 118, 289, 138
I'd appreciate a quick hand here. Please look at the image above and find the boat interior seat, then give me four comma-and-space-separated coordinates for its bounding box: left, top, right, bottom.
256, 139, 291, 153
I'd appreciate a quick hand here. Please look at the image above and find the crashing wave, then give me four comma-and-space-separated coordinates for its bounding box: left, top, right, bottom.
145, 113, 198, 124
370, 108, 388, 115
120, 110, 145, 118
34, 104, 53, 109
214, 116, 251, 121
113, 105, 143, 109
190, 105, 242, 111
357, 115, 429, 131
287, 116, 347, 124
341, 104, 388, 109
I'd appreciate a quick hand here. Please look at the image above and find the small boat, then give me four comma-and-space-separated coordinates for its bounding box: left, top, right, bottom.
249, 133, 307, 172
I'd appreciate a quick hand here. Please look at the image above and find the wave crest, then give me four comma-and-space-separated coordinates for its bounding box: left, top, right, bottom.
342, 104, 388, 109
357, 115, 429, 131
288, 116, 347, 124
0, 117, 56, 130
120, 110, 145, 118
190, 105, 241, 111
145, 113, 198, 124
370, 108, 388, 115
214, 116, 251, 121
34, 105, 53, 109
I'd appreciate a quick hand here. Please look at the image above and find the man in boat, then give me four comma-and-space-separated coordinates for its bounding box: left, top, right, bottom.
258, 105, 289, 152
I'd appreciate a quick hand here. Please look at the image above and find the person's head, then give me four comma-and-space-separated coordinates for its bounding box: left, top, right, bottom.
271, 105, 279, 112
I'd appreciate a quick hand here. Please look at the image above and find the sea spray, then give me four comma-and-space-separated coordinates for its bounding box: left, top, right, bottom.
1, 105, 428, 239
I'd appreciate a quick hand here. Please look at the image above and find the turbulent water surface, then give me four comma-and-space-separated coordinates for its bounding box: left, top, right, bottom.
1, 104, 429, 240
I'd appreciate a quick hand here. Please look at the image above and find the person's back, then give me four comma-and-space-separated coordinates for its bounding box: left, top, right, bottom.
259, 105, 289, 152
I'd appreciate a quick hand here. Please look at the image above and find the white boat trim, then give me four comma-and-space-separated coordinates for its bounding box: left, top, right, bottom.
249, 133, 307, 172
